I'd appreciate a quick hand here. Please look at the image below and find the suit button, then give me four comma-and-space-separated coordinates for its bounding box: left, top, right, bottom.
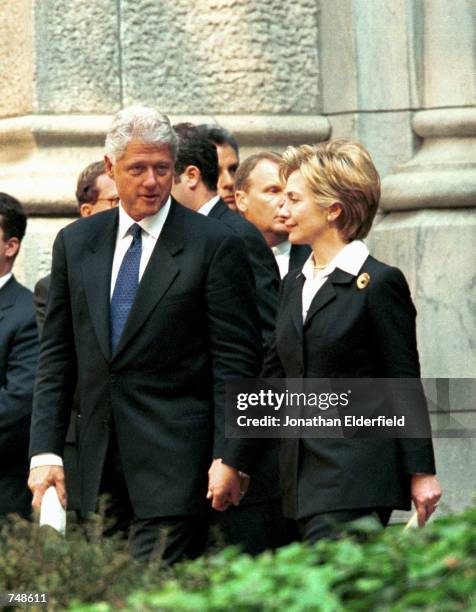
110, 374, 116, 383
103, 419, 110, 430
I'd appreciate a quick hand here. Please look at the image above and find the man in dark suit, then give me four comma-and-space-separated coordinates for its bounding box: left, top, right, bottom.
196, 124, 240, 211
173, 123, 280, 355
172, 123, 287, 554
0, 193, 38, 518
234, 152, 310, 278
28, 107, 263, 563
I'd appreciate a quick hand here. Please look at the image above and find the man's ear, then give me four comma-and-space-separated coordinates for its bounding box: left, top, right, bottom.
4, 237, 20, 260
80, 203, 93, 217
234, 190, 248, 214
184, 165, 201, 189
104, 155, 114, 179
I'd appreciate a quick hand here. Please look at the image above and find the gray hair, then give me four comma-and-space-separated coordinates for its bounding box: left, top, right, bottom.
105, 106, 179, 162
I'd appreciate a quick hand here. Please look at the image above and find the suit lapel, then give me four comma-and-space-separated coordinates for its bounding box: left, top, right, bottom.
0, 276, 17, 322
289, 244, 311, 272
289, 272, 305, 338
304, 268, 354, 327
207, 198, 227, 220
112, 200, 183, 358
81, 210, 118, 362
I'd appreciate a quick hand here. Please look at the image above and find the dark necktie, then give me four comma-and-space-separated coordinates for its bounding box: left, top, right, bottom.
110, 223, 142, 352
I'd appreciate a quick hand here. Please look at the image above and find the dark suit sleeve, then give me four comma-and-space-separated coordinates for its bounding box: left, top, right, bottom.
29, 231, 78, 457
368, 266, 436, 475
0, 303, 38, 460
205, 233, 263, 472
33, 276, 50, 336
239, 226, 280, 355
262, 279, 287, 378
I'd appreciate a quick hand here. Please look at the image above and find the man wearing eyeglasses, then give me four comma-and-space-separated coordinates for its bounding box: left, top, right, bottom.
34, 161, 119, 332
32, 161, 118, 514
75, 160, 120, 217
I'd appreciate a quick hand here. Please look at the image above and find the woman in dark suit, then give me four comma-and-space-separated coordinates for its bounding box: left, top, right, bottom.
264, 140, 441, 543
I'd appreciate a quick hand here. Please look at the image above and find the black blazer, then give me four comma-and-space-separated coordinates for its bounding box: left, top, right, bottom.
0, 276, 38, 517
264, 255, 436, 520
30, 199, 263, 519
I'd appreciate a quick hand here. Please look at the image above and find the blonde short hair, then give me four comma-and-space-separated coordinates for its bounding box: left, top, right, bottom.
280, 140, 380, 241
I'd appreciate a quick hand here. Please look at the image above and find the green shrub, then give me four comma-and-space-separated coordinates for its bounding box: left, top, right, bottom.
0, 514, 170, 612
70, 509, 476, 612
0, 508, 474, 611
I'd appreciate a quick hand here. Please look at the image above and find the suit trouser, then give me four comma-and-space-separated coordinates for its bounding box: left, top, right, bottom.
0, 475, 32, 519
210, 499, 289, 555
297, 507, 392, 544
99, 426, 208, 563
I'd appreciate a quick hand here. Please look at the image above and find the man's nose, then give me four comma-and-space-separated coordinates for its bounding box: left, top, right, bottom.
279, 199, 290, 218
143, 168, 158, 187
221, 171, 233, 189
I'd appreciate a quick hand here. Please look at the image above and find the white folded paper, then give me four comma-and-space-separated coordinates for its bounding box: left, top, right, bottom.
39, 486, 66, 535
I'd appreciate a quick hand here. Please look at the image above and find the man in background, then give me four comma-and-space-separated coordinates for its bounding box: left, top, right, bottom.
235, 152, 310, 278
173, 123, 280, 355
172, 123, 287, 555
34, 160, 119, 332
0, 193, 38, 518
196, 124, 240, 211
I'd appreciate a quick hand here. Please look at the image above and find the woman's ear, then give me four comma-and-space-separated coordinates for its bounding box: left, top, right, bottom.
327, 202, 342, 222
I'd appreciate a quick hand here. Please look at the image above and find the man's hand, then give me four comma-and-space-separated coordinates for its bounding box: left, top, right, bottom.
411, 474, 442, 527
207, 458, 242, 511
28, 465, 67, 511
238, 471, 250, 498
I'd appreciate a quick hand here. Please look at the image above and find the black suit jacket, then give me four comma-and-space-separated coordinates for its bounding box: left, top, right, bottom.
0, 276, 38, 517
264, 255, 436, 520
289, 244, 311, 275
33, 274, 50, 335
30, 200, 263, 519
33, 272, 80, 510
208, 199, 280, 355
208, 199, 281, 505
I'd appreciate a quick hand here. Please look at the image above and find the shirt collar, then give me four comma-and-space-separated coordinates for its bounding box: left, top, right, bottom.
197, 195, 220, 216
302, 240, 369, 281
117, 196, 172, 239
0, 272, 12, 290
272, 240, 291, 257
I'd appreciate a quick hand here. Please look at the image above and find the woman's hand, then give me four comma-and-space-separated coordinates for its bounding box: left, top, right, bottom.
411, 474, 442, 526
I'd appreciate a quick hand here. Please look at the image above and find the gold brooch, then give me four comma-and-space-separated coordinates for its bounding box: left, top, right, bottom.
356, 272, 370, 289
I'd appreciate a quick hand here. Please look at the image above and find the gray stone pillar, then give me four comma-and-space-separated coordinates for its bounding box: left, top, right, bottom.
366, 0, 476, 519
319, 0, 421, 177
0, 0, 330, 287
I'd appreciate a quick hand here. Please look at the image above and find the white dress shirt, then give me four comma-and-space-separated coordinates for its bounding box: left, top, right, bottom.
110, 197, 171, 297
272, 240, 292, 279
0, 272, 12, 290
197, 195, 220, 217
31, 198, 172, 470
301, 240, 369, 322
